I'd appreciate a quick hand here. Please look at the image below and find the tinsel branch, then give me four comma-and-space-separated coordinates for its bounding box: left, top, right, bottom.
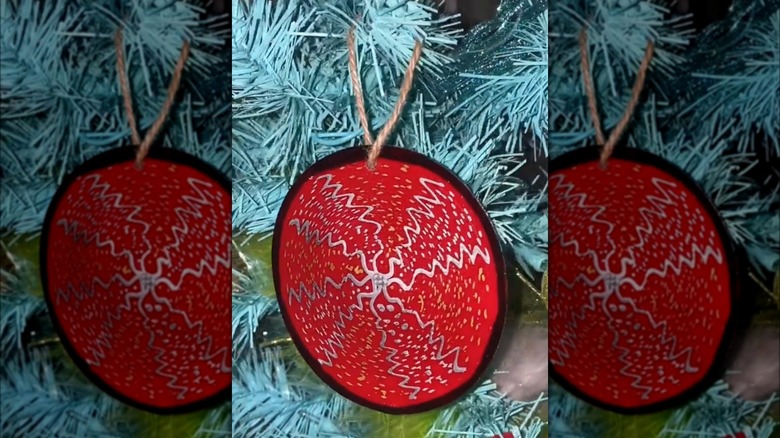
442, 3, 549, 155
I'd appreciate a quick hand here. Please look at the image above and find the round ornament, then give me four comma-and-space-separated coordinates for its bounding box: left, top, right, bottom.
273, 146, 507, 413
548, 147, 741, 413
41, 147, 231, 413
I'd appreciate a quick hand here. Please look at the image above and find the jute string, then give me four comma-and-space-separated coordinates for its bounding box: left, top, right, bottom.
579, 29, 654, 168
115, 28, 190, 168
347, 27, 423, 170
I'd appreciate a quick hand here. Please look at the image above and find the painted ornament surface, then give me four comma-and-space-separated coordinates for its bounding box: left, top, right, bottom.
549, 147, 737, 412
41, 148, 231, 412
274, 147, 506, 413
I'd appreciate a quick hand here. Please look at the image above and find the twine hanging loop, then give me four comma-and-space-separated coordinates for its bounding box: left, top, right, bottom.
347, 26, 423, 171
579, 28, 654, 168
115, 28, 190, 169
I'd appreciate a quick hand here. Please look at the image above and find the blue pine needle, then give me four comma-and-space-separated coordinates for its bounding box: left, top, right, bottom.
427, 380, 546, 437
675, 0, 780, 157
549, 0, 780, 272
231, 250, 279, 357
1, 0, 230, 435
0, 250, 44, 358
231, 0, 549, 435
1, 0, 230, 234
232, 348, 356, 438
1, 351, 129, 437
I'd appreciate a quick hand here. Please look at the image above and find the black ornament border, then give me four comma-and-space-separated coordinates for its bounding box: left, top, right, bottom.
548, 146, 749, 415
272, 146, 509, 415
40, 146, 232, 415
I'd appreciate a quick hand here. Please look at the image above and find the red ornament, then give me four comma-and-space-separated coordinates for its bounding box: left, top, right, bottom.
273, 146, 506, 413
41, 147, 231, 412
549, 147, 740, 413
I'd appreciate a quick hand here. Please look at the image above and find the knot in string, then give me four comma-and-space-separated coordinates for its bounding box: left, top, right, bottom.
347, 26, 423, 171
115, 28, 190, 169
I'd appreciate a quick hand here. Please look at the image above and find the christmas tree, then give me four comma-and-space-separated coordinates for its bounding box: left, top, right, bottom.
231, 0, 549, 436
548, 0, 779, 436
1, 0, 231, 435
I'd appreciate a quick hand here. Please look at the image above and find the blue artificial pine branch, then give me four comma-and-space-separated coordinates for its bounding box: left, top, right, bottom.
0, 248, 44, 358
441, 1, 548, 155
232, 245, 279, 357
627, 98, 780, 270
675, 0, 780, 157
195, 402, 232, 437
1, 1, 230, 435
0, 0, 230, 234
549, 0, 692, 152
0, 351, 129, 437
232, 0, 549, 271
549, 0, 779, 271
426, 380, 546, 438
232, 348, 356, 438
659, 381, 778, 437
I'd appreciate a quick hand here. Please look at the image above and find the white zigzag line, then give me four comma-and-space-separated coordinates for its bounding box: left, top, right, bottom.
288, 219, 371, 271
56, 174, 152, 366
79, 276, 141, 365
317, 284, 374, 367
145, 292, 231, 399
153, 178, 230, 290
618, 177, 678, 276
320, 288, 466, 400
386, 177, 446, 275
549, 273, 606, 365
551, 174, 616, 271
156, 243, 231, 292
57, 174, 151, 272
619, 177, 723, 291
604, 295, 653, 398
140, 178, 230, 395
55, 273, 132, 306
377, 292, 466, 399
608, 292, 699, 399
388, 242, 490, 292
287, 273, 369, 304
